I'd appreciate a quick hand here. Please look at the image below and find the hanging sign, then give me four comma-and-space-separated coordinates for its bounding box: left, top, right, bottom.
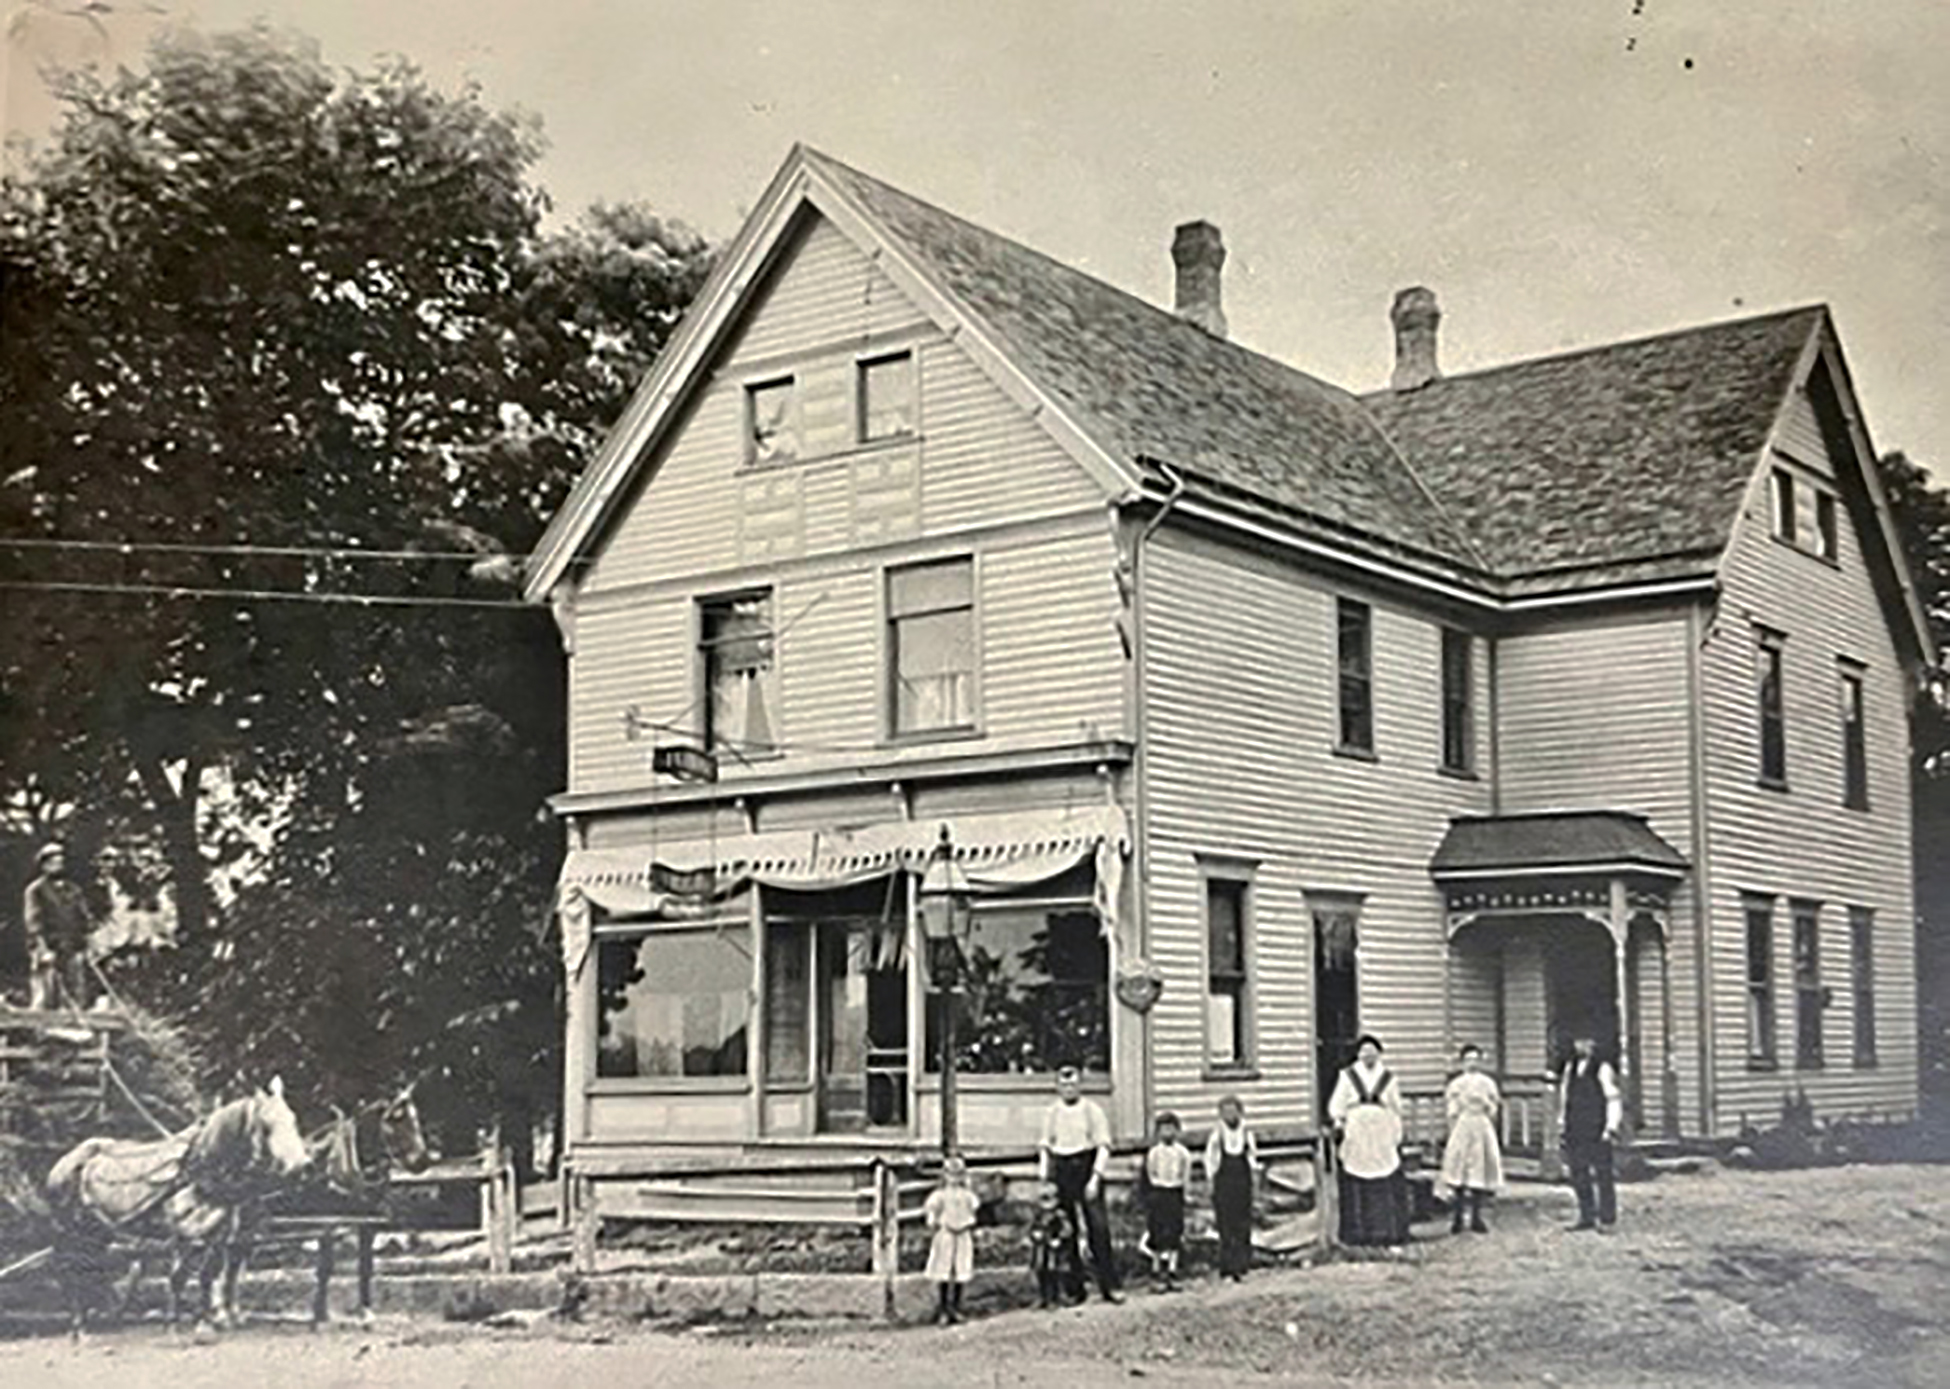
652, 745, 719, 783
650, 863, 719, 901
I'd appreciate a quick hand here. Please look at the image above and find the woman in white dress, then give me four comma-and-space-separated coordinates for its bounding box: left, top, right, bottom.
1439, 1043, 1504, 1234
1327, 1034, 1408, 1248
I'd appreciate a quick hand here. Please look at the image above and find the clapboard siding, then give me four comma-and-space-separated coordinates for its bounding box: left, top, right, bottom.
568, 520, 1126, 796
1495, 612, 1702, 1123
1141, 529, 1493, 1132
582, 213, 1101, 597
1449, 941, 1502, 1071
1701, 386, 1916, 1132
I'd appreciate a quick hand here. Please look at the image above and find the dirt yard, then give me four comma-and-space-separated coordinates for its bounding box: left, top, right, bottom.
3, 1162, 1946, 1387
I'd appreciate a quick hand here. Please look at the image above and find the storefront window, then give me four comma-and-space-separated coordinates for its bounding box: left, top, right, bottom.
925, 907, 1108, 1075
596, 927, 751, 1079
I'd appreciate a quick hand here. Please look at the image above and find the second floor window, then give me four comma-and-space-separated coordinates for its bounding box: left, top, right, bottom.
700, 591, 776, 755
1337, 598, 1373, 754
1757, 632, 1787, 787
1793, 899, 1824, 1068
889, 557, 975, 736
1745, 897, 1776, 1067
1440, 628, 1473, 773
1840, 665, 1868, 810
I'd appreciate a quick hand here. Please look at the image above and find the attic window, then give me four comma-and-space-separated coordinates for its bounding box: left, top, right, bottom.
1815, 491, 1838, 561
747, 377, 796, 465
1771, 468, 1796, 543
858, 351, 916, 442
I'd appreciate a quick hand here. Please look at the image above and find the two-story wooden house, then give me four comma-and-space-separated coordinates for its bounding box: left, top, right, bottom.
523, 146, 1929, 1205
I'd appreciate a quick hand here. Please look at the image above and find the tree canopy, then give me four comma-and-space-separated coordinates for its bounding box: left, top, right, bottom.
0, 23, 711, 1160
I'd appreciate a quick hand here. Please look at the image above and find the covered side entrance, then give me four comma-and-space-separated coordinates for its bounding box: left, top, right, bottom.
1432, 811, 1689, 1145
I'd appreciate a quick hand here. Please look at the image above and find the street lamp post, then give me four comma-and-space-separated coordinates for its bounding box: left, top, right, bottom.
917, 824, 972, 1160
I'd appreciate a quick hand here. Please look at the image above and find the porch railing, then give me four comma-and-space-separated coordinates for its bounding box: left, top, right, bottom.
1400, 1073, 1561, 1176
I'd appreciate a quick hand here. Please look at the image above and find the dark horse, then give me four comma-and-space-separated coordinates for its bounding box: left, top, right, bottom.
44, 1077, 311, 1335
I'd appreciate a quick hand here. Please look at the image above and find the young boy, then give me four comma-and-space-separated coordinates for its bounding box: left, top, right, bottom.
1138, 1111, 1192, 1290
924, 1156, 980, 1324
1027, 1182, 1083, 1308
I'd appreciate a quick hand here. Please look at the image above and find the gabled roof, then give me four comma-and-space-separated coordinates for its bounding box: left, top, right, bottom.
1366, 308, 1825, 584
804, 150, 1483, 572
1431, 812, 1689, 878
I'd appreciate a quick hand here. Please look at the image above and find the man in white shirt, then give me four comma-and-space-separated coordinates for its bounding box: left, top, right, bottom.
1037, 1066, 1121, 1302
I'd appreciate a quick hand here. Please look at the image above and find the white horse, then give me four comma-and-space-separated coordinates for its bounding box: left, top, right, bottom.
45, 1077, 311, 1334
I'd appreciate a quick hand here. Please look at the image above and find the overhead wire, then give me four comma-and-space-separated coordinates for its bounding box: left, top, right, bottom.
0, 579, 533, 610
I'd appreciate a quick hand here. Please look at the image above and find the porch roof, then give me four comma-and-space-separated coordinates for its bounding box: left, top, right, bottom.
1430, 811, 1688, 879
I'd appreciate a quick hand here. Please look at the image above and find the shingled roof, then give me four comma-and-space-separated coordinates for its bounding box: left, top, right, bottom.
806, 149, 1485, 572
1366, 308, 1824, 586
1431, 812, 1689, 877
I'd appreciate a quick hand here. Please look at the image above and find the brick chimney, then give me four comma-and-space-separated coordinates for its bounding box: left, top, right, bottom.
1390, 286, 1441, 391
1171, 221, 1227, 339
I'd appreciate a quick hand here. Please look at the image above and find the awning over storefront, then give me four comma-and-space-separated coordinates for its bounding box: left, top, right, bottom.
554, 805, 1130, 977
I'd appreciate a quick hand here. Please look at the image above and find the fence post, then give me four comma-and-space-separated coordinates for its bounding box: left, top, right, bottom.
869, 1158, 899, 1318
1314, 1133, 1338, 1256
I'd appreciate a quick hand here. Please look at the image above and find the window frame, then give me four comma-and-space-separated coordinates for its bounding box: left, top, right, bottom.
1439, 626, 1474, 775
696, 588, 780, 760
1200, 866, 1257, 1075
1839, 661, 1869, 811
1336, 597, 1375, 756
1792, 898, 1824, 1070
856, 349, 918, 445
745, 375, 798, 467
1849, 905, 1877, 1069
1756, 630, 1788, 789
1814, 489, 1839, 562
592, 918, 755, 1089
1744, 895, 1778, 1069
1771, 467, 1797, 544
884, 555, 980, 742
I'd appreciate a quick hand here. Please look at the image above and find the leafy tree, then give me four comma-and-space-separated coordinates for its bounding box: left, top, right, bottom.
0, 23, 711, 1164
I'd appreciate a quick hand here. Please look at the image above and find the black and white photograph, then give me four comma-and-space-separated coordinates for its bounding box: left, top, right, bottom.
2, 3, 1946, 1385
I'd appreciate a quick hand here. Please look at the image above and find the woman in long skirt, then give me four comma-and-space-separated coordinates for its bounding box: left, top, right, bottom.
1327, 1034, 1409, 1248
1440, 1043, 1505, 1234
1203, 1095, 1259, 1280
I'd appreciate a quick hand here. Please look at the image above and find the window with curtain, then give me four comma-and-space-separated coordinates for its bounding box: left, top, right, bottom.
700, 591, 776, 755
889, 557, 975, 736
1206, 877, 1252, 1068
858, 351, 916, 442
596, 927, 751, 1079
747, 377, 796, 465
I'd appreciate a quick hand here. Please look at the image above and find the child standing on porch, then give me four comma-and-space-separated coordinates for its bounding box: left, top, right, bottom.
925, 1156, 980, 1324
1138, 1111, 1192, 1291
1440, 1044, 1505, 1234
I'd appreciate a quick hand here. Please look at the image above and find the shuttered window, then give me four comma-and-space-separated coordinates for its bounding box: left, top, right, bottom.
889, 558, 975, 736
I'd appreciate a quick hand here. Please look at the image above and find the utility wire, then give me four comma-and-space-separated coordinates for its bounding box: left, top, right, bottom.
0, 579, 533, 610
0, 536, 532, 563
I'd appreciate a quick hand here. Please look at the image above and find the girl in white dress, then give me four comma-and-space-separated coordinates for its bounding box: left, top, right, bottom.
1439, 1043, 1505, 1234
924, 1156, 980, 1323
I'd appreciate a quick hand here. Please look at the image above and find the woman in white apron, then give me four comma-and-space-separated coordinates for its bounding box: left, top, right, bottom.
1327, 1034, 1409, 1248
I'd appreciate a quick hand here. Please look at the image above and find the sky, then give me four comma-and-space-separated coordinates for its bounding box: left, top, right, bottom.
5, 0, 1948, 467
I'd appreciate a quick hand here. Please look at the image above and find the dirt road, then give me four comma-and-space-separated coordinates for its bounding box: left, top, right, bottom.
4, 1162, 1946, 1387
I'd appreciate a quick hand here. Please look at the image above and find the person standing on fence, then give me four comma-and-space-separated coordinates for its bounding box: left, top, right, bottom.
924, 1155, 980, 1324
1439, 1043, 1504, 1234
1558, 1032, 1623, 1234
1138, 1110, 1191, 1291
23, 842, 94, 1012
1327, 1034, 1409, 1249
1203, 1094, 1260, 1282
1037, 1066, 1122, 1303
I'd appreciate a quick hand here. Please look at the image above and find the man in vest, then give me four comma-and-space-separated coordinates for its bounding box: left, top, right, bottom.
1036, 1066, 1122, 1302
24, 842, 96, 1012
1558, 1031, 1623, 1233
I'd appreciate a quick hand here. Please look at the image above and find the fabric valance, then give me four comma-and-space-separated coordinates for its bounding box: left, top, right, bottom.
554, 805, 1130, 978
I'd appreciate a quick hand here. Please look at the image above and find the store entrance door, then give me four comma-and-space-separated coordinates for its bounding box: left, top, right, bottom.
816, 922, 909, 1134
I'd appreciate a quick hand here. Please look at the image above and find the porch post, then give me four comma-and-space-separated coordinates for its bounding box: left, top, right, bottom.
749, 883, 767, 1140
1608, 878, 1636, 1140
1659, 924, 1680, 1139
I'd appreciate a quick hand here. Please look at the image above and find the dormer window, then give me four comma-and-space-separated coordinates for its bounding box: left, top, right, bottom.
858, 351, 916, 443
747, 377, 796, 465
